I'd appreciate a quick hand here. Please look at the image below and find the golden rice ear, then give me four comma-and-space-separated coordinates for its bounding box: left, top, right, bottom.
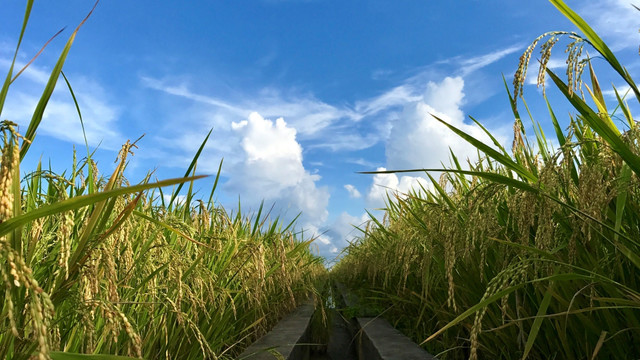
536, 35, 559, 96
513, 33, 546, 100
513, 30, 590, 103
0, 133, 17, 223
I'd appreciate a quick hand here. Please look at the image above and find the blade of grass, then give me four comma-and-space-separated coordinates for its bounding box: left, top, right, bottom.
133, 210, 216, 250
590, 331, 608, 360
469, 115, 509, 156
522, 283, 554, 359
430, 114, 538, 183
547, 69, 640, 176
423, 273, 594, 344
207, 158, 224, 209
0, 0, 33, 114
0, 175, 207, 237
20, 1, 100, 160
613, 86, 634, 129
614, 164, 631, 241
360, 168, 540, 193
11, 27, 66, 84
168, 128, 212, 209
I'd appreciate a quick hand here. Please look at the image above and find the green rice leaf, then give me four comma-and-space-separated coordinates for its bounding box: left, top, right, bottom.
549, 0, 640, 102
546, 96, 566, 148
422, 284, 525, 344
591, 331, 608, 360
207, 158, 224, 208
469, 115, 509, 156
360, 168, 540, 193
614, 164, 631, 241
547, 70, 640, 176
610, 241, 640, 270
0, 1, 33, 114
133, 210, 216, 251
612, 86, 634, 129
423, 273, 592, 344
60, 71, 92, 160
20, 1, 99, 160
427, 173, 457, 211
0, 175, 206, 238
522, 283, 554, 359
168, 128, 212, 209
588, 61, 607, 114
487, 237, 558, 259
546, 96, 579, 185
430, 114, 538, 183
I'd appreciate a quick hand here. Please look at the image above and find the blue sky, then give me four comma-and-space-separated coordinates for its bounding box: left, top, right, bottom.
1, 0, 638, 262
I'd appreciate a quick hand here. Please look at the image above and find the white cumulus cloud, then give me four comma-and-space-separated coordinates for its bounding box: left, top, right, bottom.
344, 184, 361, 198
386, 76, 503, 171
226, 112, 330, 226
366, 167, 429, 208
364, 76, 507, 209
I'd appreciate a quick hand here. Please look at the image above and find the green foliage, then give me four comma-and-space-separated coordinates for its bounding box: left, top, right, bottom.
0, 3, 325, 359
334, 1, 640, 359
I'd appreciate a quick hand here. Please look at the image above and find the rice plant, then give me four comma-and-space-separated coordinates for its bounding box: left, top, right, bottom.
334, 1, 640, 358
0, 2, 325, 359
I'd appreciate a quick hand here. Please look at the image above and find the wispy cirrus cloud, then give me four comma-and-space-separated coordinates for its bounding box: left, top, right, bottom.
141, 76, 359, 139
1, 58, 124, 150
141, 76, 246, 115
142, 44, 521, 155
458, 45, 522, 76
579, 0, 640, 51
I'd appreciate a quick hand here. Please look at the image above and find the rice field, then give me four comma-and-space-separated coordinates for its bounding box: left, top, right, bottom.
3, 0, 640, 359
0, 3, 326, 359
333, 1, 640, 359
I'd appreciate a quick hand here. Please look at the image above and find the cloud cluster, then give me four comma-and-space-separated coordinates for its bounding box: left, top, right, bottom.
365, 76, 507, 210
366, 167, 428, 208
344, 184, 361, 198
142, 47, 515, 259
386, 76, 489, 170
227, 112, 329, 226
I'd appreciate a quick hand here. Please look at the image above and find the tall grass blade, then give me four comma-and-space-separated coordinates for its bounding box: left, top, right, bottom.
0, 175, 206, 237
20, 1, 100, 160
0, 1, 33, 114
547, 70, 640, 175
11, 27, 66, 84
430, 114, 538, 182
422, 284, 525, 344
168, 128, 212, 209
614, 164, 631, 241
522, 284, 554, 359
360, 168, 540, 193
207, 158, 224, 208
